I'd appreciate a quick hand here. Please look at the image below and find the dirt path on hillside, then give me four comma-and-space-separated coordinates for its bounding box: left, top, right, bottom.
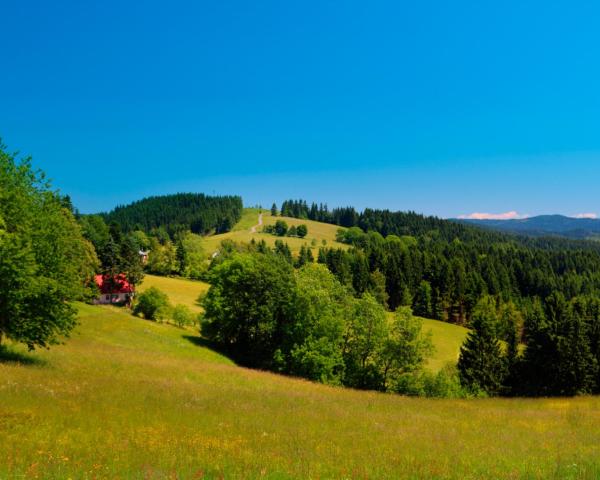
250, 213, 263, 233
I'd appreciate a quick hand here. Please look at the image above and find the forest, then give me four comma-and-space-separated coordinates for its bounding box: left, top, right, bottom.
102, 193, 243, 236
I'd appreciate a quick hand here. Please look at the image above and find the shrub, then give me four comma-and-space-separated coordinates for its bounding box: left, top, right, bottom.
172, 304, 194, 328
274, 220, 288, 236
296, 224, 308, 238
133, 287, 171, 321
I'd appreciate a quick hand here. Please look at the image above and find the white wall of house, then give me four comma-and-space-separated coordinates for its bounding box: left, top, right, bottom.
94, 293, 132, 305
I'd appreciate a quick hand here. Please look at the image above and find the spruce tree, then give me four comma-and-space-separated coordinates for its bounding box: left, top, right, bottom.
457, 296, 507, 395
413, 280, 433, 318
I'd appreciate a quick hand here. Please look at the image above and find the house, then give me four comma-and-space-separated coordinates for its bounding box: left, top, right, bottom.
94, 274, 134, 305
139, 250, 150, 264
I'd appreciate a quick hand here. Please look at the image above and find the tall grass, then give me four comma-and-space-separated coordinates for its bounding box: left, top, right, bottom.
2, 303, 600, 478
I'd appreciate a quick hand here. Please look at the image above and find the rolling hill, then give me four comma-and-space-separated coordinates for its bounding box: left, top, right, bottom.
2, 304, 600, 478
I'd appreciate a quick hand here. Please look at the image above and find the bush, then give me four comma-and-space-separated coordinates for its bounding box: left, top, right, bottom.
395, 364, 476, 398
133, 287, 171, 321
172, 304, 194, 328
296, 224, 308, 238
274, 220, 288, 236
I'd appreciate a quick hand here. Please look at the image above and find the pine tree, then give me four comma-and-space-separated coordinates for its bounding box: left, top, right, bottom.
457, 296, 507, 395
176, 237, 187, 275
296, 245, 313, 268
317, 248, 327, 264
271, 203, 278, 216
413, 280, 433, 318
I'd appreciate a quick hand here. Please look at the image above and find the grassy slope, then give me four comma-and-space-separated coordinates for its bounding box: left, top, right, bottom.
203, 209, 348, 255
2, 304, 600, 479
421, 317, 469, 371
138, 274, 209, 313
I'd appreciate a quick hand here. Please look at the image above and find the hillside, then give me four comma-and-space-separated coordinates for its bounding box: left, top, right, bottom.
203, 208, 348, 255
2, 304, 600, 478
459, 214, 600, 240
138, 274, 209, 313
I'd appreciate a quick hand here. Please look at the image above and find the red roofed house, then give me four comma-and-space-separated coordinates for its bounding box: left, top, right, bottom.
94, 274, 134, 305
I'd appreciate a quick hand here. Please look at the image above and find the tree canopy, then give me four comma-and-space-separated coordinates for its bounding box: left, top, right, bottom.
0, 142, 98, 349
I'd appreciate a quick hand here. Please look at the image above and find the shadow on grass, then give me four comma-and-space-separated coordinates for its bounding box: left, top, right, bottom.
0, 345, 47, 366
182, 335, 236, 363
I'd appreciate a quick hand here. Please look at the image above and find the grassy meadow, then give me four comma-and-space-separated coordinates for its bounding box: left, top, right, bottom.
2, 303, 600, 478
202, 209, 348, 255
138, 274, 209, 314
421, 318, 469, 372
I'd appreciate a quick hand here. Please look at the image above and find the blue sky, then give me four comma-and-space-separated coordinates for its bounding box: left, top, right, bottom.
2, 0, 600, 218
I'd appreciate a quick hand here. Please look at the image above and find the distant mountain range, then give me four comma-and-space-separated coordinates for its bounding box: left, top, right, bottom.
455, 215, 600, 240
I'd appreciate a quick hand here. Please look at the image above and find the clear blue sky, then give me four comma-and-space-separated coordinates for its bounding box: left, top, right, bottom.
2, 0, 600, 218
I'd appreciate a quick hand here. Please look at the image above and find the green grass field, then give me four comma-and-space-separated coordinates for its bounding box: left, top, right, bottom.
138, 274, 209, 313
202, 209, 348, 255
421, 317, 469, 371
2, 304, 600, 479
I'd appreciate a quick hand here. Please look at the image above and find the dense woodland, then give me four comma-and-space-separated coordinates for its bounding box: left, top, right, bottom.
271, 199, 600, 396
102, 193, 243, 236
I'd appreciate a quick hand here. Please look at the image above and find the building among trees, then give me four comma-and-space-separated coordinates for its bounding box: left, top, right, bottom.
94, 274, 134, 305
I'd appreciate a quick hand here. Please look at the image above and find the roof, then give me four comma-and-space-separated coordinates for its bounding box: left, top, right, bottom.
95, 274, 134, 294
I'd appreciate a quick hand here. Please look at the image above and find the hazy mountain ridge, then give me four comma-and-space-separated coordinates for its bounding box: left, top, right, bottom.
457, 214, 600, 239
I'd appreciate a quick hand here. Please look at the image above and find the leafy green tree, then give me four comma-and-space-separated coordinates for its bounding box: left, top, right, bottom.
201, 253, 296, 368
79, 214, 110, 254
368, 270, 389, 308
133, 287, 171, 321
286, 264, 350, 384
129, 230, 151, 251
178, 232, 207, 279
287, 225, 297, 237
0, 142, 98, 349
147, 239, 179, 275
457, 296, 507, 395
120, 234, 145, 290
380, 307, 434, 390
172, 304, 194, 328
342, 293, 388, 390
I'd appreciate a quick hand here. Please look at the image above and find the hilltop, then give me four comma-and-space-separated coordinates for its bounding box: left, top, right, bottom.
202, 208, 349, 255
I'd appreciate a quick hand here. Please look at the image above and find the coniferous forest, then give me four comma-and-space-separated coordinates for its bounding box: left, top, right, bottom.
273, 199, 600, 396
102, 193, 243, 236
